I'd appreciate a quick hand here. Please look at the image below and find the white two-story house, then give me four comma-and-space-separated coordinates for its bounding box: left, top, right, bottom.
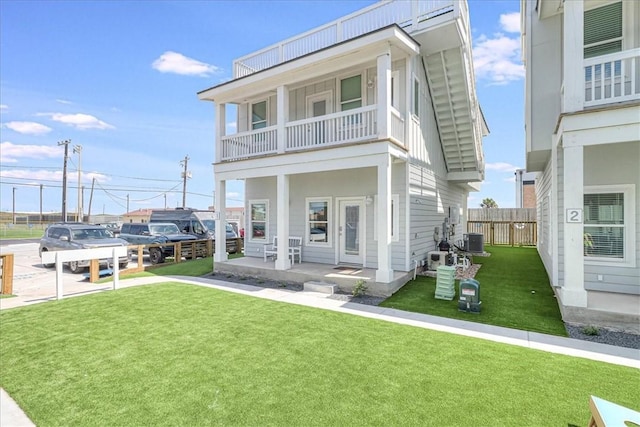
521, 0, 639, 331
199, 0, 487, 295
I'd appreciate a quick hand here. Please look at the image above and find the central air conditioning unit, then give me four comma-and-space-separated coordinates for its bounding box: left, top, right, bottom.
427, 251, 450, 271
463, 233, 484, 253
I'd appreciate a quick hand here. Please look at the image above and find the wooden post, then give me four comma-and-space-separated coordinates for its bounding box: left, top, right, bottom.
207, 239, 213, 257
89, 259, 99, 283
176, 242, 182, 263
509, 222, 514, 247
137, 245, 144, 271
0, 254, 14, 295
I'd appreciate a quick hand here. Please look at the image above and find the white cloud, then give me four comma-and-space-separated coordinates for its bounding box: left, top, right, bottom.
56, 99, 73, 105
486, 162, 520, 172
500, 12, 521, 33
0, 167, 108, 185
152, 51, 220, 77
0, 104, 8, 110
3, 121, 52, 135
39, 112, 114, 130
227, 121, 237, 132
0, 168, 62, 183
473, 12, 524, 86
0, 141, 62, 163
503, 176, 516, 183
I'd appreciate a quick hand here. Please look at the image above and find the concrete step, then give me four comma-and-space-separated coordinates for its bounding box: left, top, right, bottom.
303, 281, 338, 295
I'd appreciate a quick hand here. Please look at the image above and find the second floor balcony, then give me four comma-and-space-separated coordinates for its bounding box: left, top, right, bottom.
583, 48, 640, 108
219, 105, 406, 162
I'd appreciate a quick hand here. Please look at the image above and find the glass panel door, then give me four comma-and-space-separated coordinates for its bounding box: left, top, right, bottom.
339, 199, 365, 264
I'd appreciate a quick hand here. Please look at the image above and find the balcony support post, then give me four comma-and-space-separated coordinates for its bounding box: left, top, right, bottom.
215, 103, 225, 164
275, 173, 291, 270
562, 0, 584, 113
277, 85, 289, 153
561, 142, 587, 307
377, 49, 392, 140
214, 178, 228, 263
376, 154, 394, 283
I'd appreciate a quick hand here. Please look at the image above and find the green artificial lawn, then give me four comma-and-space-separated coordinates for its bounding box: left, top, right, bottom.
1, 283, 638, 426
381, 246, 567, 336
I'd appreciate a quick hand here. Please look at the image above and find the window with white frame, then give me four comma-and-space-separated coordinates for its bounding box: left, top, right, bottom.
583, 185, 635, 266
374, 194, 400, 242
584, 2, 622, 59
391, 70, 400, 110
306, 198, 330, 246
413, 77, 420, 117
249, 200, 268, 241
340, 75, 362, 111
251, 101, 267, 130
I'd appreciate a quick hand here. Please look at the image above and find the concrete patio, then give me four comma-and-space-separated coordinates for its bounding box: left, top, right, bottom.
213, 256, 413, 296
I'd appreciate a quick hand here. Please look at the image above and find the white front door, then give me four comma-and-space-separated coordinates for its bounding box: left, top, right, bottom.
306, 92, 333, 145
339, 199, 365, 264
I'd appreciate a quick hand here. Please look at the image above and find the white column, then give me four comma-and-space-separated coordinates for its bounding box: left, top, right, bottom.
215, 103, 225, 163
376, 155, 393, 283
562, 0, 584, 113
276, 85, 289, 154
377, 51, 391, 140
214, 179, 228, 263
275, 173, 291, 270
562, 143, 587, 307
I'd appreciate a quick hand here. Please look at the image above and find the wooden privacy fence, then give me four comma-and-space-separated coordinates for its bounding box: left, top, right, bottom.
467, 221, 537, 246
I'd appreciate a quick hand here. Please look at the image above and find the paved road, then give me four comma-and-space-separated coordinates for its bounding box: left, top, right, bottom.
0, 242, 150, 308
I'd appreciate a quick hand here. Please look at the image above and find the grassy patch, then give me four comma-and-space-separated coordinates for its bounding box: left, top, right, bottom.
381, 246, 567, 336
98, 253, 244, 283
0, 224, 45, 239
1, 283, 638, 426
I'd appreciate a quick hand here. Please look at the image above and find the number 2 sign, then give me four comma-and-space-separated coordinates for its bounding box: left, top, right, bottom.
566, 208, 583, 223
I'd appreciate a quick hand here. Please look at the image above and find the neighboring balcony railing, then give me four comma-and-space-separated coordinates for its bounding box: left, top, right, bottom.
286, 106, 377, 151
584, 48, 640, 107
390, 108, 405, 143
233, 0, 456, 78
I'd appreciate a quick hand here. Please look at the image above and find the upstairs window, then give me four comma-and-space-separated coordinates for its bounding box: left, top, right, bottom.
413, 77, 420, 117
340, 75, 362, 111
251, 101, 267, 130
584, 2, 622, 59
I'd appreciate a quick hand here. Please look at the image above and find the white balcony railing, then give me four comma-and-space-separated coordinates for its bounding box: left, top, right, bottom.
218, 106, 396, 162
286, 106, 378, 151
220, 127, 277, 161
584, 48, 640, 107
390, 108, 405, 142
233, 0, 456, 78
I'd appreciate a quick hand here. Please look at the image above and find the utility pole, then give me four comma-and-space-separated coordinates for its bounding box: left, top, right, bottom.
40, 184, 43, 224
87, 178, 96, 222
164, 193, 167, 209
73, 144, 83, 222
126, 194, 129, 214
12, 187, 16, 224
180, 155, 190, 208
58, 139, 71, 222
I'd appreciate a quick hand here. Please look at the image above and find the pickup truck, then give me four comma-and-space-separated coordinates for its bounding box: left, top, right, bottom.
119, 222, 197, 264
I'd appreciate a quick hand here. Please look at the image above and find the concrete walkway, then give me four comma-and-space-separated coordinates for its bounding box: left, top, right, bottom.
1, 275, 638, 426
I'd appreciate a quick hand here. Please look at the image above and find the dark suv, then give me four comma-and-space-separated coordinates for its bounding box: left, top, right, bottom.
39, 223, 130, 273
119, 222, 197, 264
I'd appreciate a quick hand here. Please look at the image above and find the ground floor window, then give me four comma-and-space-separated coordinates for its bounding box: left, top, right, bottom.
306, 197, 330, 246
249, 200, 268, 241
584, 184, 635, 266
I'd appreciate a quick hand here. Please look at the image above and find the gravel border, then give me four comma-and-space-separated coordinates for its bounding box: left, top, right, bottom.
210, 273, 639, 350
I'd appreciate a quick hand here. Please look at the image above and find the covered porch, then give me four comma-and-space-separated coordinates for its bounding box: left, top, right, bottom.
213, 256, 412, 297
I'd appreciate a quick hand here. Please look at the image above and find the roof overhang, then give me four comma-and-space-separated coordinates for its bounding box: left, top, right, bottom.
198, 25, 420, 104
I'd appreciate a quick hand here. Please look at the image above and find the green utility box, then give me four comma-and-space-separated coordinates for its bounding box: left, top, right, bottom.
458, 278, 481, 313
435, 265, 456, 300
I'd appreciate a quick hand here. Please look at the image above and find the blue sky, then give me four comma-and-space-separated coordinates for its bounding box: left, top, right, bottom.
0, 0, 524, 216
